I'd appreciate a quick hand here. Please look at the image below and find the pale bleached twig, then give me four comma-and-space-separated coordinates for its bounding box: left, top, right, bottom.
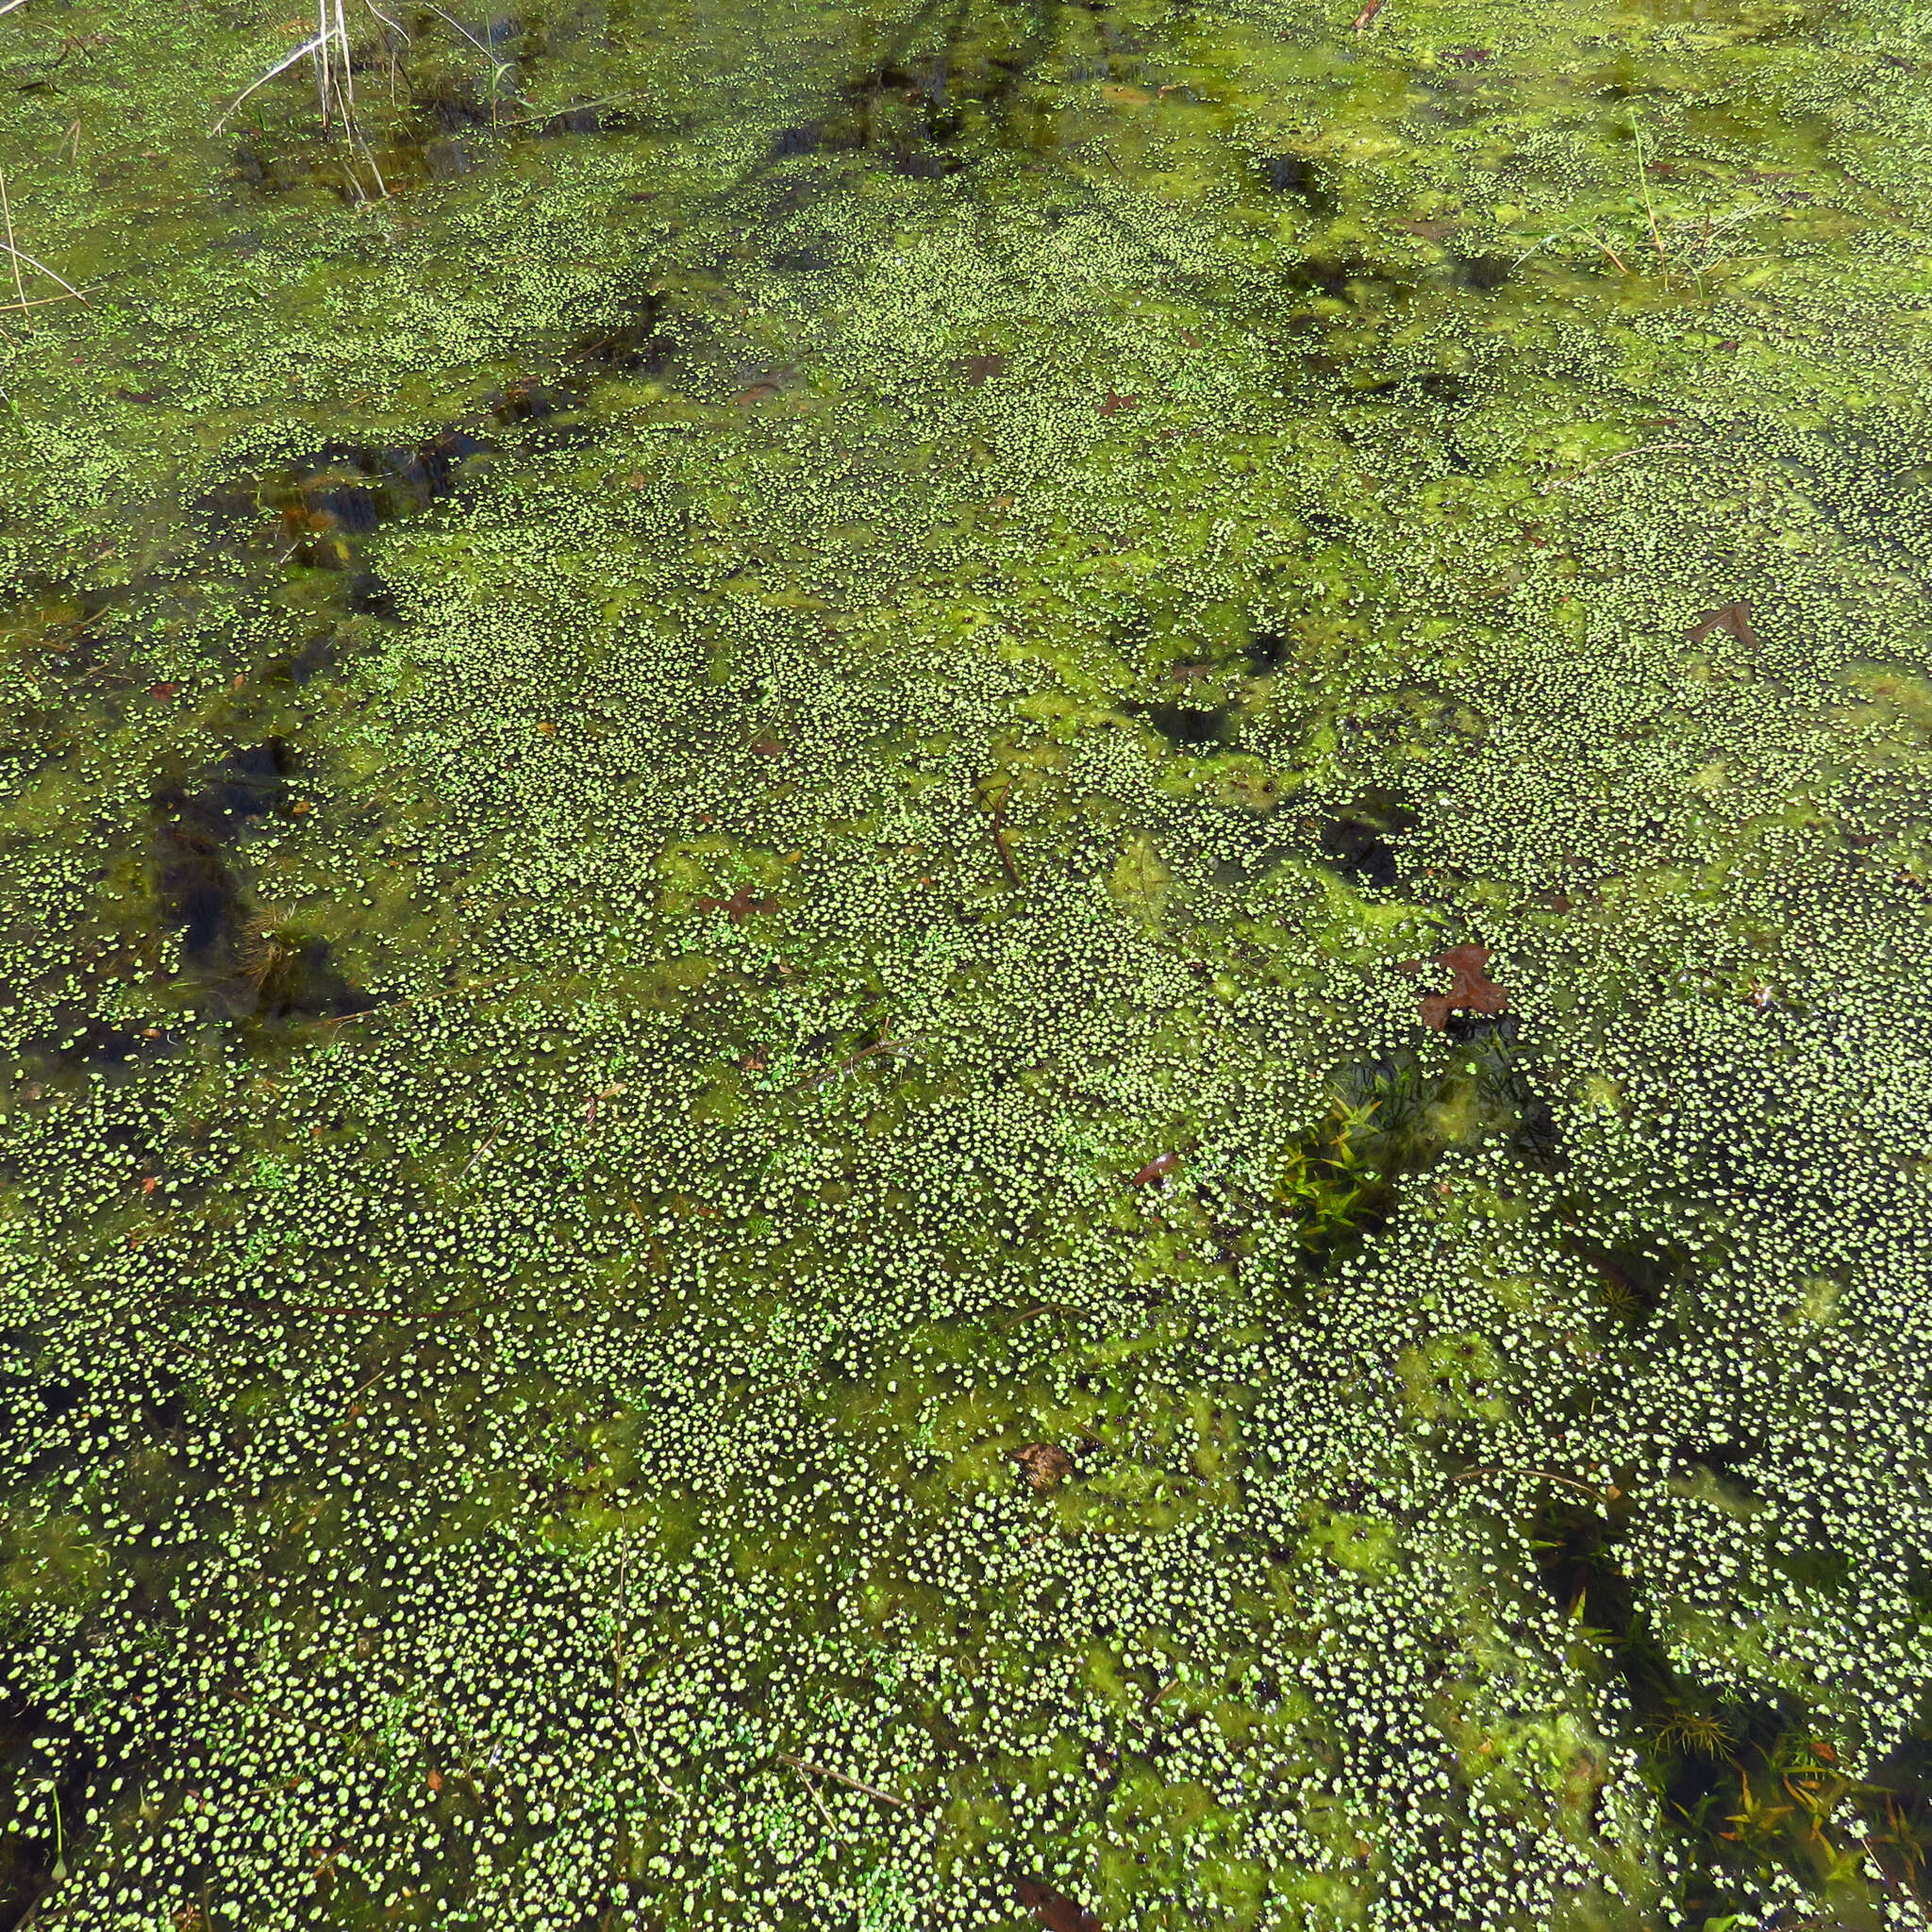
0, 170, 28, 324
0, 241, 88, 302
214, 32, 328, 133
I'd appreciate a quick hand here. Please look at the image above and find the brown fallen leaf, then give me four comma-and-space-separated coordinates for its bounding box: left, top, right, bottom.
426, 1769, 442, 1792
1098, 390, 1138, 416
1016, 1878, 1104, 1932
1688, 601, 1758, 649
698, 883, 778, 924
1128, 1150, 1183, 1187
1402, 942, 1507, 1032
1013, 1443, 1076, 1493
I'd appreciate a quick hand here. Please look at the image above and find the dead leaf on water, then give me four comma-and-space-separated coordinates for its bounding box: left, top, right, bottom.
1016, 1877, 1104, 1932
1689, 601, 1758, 649
1013, 1443, 1076, 1492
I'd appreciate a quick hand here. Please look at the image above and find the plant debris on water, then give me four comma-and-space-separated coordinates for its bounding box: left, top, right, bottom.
1, 0, 1930, 1928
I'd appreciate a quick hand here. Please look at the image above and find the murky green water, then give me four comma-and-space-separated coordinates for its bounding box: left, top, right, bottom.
2, 0, 1931, 1927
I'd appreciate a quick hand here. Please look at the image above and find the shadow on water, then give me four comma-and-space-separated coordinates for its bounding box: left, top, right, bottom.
150, 741, 376, 1027
1526, 1492, 1921, 1918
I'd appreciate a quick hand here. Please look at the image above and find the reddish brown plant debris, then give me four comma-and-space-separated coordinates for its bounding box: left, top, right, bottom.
750, 735, 785, 758
1129, 1150, 1183, 1187
1098, 390, 1138, 416
1016, 1878, 1104, 1932
1402, 942, 1507, 1031
1013, 1443, 1076, 1492
698, 884, 778, 924
1688, 601, 1758, 648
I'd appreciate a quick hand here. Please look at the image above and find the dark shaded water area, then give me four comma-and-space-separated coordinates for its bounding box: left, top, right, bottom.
1, 1, 1931, 1929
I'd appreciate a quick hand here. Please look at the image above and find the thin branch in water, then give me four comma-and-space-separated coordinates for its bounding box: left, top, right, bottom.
0, 170, 29, 326
0, 240, 89, 303
1539, 440, 1701, 495
783, 1762, 846, 1841
774, 1756, 915, 1811
214, 32, 328, 133
1453, 1465, 1618, 1502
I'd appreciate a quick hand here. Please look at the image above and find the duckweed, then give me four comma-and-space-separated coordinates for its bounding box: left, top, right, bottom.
3, 0, 1931, 1927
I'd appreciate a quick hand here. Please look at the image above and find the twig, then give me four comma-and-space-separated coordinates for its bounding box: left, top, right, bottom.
1538, 439, 1701, 495
784, 1762, 846, 1841
1453, 1465, 1616, 1502
1352, 0, 1385, 26
983, 781, 1024, 887
0, 290, 86, 316
0, 1, 28, 18
774, 1756, 914, 1811
214, 32, 329, 132
991, 1302, 1074, 1328
795, 1038, 914, 1091
1576, 228, 1629, 275
0, 242, 90, 303
0, 171, 29, 327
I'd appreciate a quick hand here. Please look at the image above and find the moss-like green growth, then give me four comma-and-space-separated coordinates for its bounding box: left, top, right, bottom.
2, 0, 1930, 1927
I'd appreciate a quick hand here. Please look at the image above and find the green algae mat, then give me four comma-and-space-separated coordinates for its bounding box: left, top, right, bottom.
3, 0, 1932, 1926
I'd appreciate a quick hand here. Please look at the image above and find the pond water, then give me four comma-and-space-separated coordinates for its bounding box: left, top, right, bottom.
2, 1, 1930, 1928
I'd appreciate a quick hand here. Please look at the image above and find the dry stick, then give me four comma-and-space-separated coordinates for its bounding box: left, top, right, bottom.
1539, 439, 1702, 496
796, 1038, 911, 1091
214, 32, 329, 132
0, 0, 27, 18
0, 290, 85, 316
1453, 1465, 1613, 1502
1577, 228, 1629, 275
1352, 0, 1385, 26
0, 171, 29, 328
774, 1756, 914, 1811
786, 1764, 846, 1842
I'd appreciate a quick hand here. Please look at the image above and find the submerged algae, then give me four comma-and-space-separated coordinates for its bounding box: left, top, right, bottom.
2, 0, 1932, 1928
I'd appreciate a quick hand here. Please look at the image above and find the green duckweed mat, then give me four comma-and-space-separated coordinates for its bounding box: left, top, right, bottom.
3, 0, 1932, 1926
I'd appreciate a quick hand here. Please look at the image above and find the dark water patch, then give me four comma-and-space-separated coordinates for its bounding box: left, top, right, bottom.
1559, 1230, 1693, 1332
345, 575, 400, 620
263, 634, 340, 685
1245, 625, 1291, 673
490, 377, 562, 424
1451, 252, 1514, 291
0, 1692, 118, 1932
1317, 791, 1415, 891
148, 742, 377, 1027
1255, 152, 1337, 214
1144, 700, 1236, 750
572, 290, 685, 376
15, 1008, 180, 1087
1319, 814, 1399, 889
1525, 1495, 1856, 1920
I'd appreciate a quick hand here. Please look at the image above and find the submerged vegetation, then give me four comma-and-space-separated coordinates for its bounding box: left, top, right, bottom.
1, 0, 1931, 1926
